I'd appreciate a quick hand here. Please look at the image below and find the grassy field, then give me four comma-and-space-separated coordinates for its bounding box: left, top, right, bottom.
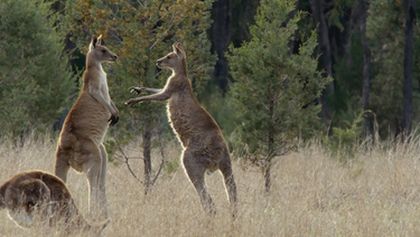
2, 137, 420, 236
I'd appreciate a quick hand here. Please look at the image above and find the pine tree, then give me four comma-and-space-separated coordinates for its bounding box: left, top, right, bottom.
228, 0, 330, 192
0, 0, 74, 139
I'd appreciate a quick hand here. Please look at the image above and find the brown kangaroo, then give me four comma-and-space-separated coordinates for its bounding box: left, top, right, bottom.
0, 171, 109, 235
55, 35, 118, 220
125, 43, 237, 216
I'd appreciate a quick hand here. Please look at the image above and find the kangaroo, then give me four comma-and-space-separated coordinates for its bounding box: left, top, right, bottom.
125, 43, 237, 216
0, 171, 109, 235
55, 35, 118, 220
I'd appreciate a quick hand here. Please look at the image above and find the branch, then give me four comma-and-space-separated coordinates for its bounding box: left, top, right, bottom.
115, 142, 143, 183
150, 126, 166, 185
149, 13, 176, 50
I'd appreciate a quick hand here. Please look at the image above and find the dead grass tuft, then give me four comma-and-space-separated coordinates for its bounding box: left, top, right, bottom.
1, 137, 420, 236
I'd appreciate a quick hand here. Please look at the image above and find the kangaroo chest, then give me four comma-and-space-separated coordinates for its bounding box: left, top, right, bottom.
167, 94, 194, 144
97, 70, 111, 103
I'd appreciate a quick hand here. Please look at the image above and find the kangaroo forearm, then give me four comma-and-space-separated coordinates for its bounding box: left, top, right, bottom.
130, 86, 161, 94
144, 87, 162, 93
127, 91, 170, 105
142, 91, 170, 101
90, 92, 116, 114
111, 100, 119, 113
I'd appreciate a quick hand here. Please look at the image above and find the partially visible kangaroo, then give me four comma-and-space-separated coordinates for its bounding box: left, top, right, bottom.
55, 35, 118, 220
0, 171, 109, 235
125, 43, 237, 216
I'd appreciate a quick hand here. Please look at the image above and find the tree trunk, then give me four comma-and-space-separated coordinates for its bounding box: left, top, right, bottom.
402, 0, 415, 137
360, 0, 372, 139
310, 0, 334, 126
210, 0, 231, 92
142, 121, 152, 195
263, 162, 271, 193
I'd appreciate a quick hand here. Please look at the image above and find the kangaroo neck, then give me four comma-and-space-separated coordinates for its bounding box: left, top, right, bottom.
169, 70, 192, 93
174, 62, 187, 77
85, 53, 103, 72
82, 53, 105, 92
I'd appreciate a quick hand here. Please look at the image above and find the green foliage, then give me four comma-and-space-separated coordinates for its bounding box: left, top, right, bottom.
367, 0, 404, 137
163, 158, 180, 174
325, 0, 355, 32
325, 110, 365, 160
228, 0, 330, 162
64, 0, 216, 145
367, 0, 420, 137
333, 34, 363, 115
0, 0, 74, 138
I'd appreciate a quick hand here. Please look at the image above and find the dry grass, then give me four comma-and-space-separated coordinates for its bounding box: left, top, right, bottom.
2, 137, 420, 236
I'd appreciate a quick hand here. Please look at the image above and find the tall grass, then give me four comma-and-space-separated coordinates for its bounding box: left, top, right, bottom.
1, 136, 420, 236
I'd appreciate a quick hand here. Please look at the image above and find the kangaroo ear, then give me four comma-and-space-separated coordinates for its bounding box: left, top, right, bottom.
172, 43, 178, 54
172, 42, 185, 58
97, 34, 103, 46
89, 36, 97, 51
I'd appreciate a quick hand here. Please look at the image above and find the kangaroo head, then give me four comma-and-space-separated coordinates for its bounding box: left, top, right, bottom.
13, 179, 51, 214
6, 179, 51, 228
88, 35, 118, 63
156, 42, 186, 72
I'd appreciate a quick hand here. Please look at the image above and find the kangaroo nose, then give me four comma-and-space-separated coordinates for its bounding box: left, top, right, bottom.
113, 55, 118, 60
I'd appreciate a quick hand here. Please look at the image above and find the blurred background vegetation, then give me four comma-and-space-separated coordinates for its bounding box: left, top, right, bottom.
0, 0, 419, 190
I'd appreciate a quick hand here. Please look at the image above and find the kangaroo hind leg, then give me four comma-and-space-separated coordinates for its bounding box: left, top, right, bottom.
219, 158, 238, 218
183, 151, 216, 215
80, 140, 108, 220
55, 148, 71, 183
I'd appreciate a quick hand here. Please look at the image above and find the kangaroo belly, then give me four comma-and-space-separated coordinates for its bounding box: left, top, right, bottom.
167, 95, 223, 149
64, 95, 110, 143
167, 109, 191, 145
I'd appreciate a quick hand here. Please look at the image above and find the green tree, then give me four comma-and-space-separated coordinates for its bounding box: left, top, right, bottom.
228, 0, 330, 192
366, 0, 420, 138
64, 0, 215, 193
0, 0, 74, 139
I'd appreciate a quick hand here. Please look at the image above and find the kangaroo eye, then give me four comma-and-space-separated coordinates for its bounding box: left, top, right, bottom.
101, 49, 106, 53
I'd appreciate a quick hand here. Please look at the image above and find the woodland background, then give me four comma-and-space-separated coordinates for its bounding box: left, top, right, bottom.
0, 0, 419, 193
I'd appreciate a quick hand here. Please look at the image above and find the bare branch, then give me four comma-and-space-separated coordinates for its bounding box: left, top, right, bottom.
115, 142, 143, 183
150, 126, 166, 186
149, 13, 176, 50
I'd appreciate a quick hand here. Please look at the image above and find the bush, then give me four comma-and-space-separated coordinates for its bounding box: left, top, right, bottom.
0, 0, 74, 139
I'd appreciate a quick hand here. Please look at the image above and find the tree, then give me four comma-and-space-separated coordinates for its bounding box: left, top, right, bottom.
359, 0, 372, 139
228, 0, 330, 192
367, 1, 407, 137
309, 0, 334, 125
209, 0, 260, 92
64, 0, 215, 193
0, 0, 74, 139
402, 0, 416, 137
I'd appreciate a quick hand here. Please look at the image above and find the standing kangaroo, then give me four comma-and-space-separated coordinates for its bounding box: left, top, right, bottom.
125, 43, 237, 215
55, 35, 118, 220
0, 171, 109, 235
